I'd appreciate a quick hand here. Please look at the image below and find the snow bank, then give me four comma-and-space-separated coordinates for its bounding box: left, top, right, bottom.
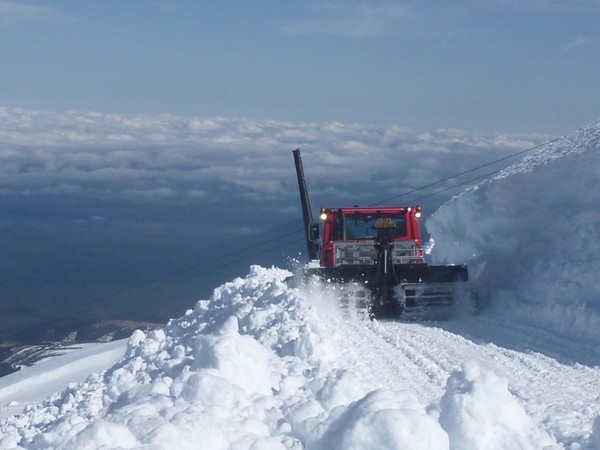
427, 120, 600, 343
0, 340, 127, 419
1, 266, 558, 449
309, 389, 448, 450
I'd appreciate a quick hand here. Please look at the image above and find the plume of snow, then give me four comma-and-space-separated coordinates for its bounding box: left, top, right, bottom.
427, 120, 600, 344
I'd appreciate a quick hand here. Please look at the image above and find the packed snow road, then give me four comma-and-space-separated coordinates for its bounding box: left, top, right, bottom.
302, 282, 600, 448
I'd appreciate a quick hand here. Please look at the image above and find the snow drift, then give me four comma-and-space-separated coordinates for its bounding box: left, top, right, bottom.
427, 120, 600, 344
0, 266, 564, 449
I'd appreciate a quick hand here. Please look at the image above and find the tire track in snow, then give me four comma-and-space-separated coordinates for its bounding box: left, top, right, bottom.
373, 317, 600, 445
440, 314, 600, 366
306, 288, 599, 444
315, 308, 442, 402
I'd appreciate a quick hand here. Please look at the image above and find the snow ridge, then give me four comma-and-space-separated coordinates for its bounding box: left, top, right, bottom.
1, 266, 575, 449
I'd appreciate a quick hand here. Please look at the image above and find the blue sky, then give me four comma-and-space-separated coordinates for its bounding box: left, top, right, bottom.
1, 0, 598, 134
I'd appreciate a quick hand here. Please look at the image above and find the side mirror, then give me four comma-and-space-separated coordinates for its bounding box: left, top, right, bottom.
309, 223, 320, 242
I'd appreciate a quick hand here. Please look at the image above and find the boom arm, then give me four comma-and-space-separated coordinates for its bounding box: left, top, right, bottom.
292, 149, 320, 260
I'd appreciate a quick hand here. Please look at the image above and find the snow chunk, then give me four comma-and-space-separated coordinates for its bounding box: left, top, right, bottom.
315, 389, 449, 450
180, 372, 246, 408
316, 369, 371, 409
192, 316, 279, 395
145, 416, 229, 449
59, 419, 139, 450
440, 362, 556, 450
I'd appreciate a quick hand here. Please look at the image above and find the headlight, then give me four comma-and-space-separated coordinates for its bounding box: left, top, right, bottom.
320, 212, 328, 221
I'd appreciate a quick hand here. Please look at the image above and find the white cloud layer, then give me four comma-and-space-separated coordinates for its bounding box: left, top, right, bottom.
0, 106, 548, 210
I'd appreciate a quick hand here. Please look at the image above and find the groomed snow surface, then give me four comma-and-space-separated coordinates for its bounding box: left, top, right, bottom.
1, 121, 599, 449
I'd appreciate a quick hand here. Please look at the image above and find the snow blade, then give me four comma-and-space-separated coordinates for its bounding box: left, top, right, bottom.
304, 263, 467, 284
304, 263, 468, 319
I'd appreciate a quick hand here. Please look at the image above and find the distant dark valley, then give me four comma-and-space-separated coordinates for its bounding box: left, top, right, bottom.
0, 319, 161, 377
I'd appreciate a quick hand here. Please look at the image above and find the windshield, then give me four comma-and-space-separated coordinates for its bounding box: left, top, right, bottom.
344, 213, 407, 239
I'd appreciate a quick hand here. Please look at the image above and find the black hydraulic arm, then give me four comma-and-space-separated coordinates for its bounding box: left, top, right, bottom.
292, 149, 320, 260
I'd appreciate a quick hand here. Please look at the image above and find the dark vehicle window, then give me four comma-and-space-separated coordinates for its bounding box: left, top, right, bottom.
344, 213, 407, 239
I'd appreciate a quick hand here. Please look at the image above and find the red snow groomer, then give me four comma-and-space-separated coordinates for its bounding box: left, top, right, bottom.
293, 149, 468, 318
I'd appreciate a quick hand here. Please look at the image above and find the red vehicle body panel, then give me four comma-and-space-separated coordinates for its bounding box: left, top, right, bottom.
319, 206, 424, 267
